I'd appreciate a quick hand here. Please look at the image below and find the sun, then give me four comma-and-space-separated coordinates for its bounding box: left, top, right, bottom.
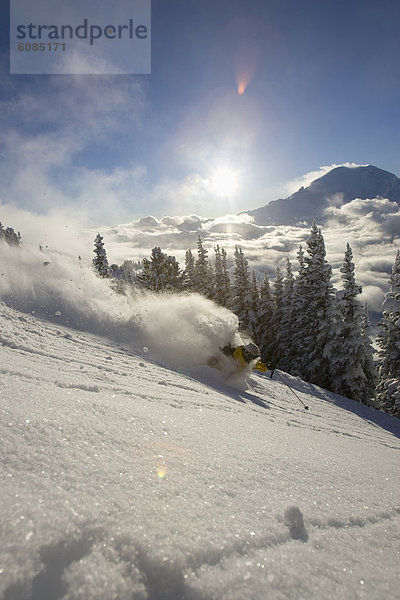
210, 167, 239, 198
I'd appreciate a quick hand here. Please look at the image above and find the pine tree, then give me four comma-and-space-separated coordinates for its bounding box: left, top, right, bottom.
361, 304, 378, 399
183, 249, 196, 291
137, 247, 183, 292
287, 245, 308, 375
249, 271, 260, 339
108, 263, 127, 294
278, 259, 295, 371
256, 271, 275, 362
327, 244, 377, 403
121, 260, 140, 286
375, 250, 400, 417
297, 221, 335, 387
268, 266, 284, 367
92, 233, 109, 278
231, 246, 252, 331
221, 248, 231, 305
213, 245, 231, 306
194, 236, 214, 298
0, 222, 21, 246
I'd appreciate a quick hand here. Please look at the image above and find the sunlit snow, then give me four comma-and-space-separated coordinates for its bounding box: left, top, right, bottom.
1, 243, 399, 600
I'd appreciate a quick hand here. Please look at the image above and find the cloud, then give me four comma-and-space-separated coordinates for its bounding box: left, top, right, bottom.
326, 196, 399, 219
0, 76, 258, 223
1, 75, 144, 141
53, 47, 127, 75
323, 197, 400, 246
320, 197, 400, 310
0, 76, 146, 226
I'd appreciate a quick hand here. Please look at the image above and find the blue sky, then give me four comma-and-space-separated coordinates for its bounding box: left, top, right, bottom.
1, 0, 400, 226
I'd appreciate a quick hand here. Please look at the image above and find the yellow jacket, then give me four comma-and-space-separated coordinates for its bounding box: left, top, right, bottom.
232, 346, 248, 369
232, 347, 269, 373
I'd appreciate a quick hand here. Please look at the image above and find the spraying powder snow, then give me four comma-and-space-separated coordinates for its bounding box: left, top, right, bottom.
0, 243, 240, 370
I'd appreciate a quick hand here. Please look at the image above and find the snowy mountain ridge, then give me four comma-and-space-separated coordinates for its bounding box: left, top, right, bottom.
244, 165, 400, 225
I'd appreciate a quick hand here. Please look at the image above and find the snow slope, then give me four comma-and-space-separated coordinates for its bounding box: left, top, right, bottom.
1, 300, 400, 600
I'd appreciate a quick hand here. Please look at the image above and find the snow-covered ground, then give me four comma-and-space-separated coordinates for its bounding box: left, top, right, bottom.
1, 244, 400, 600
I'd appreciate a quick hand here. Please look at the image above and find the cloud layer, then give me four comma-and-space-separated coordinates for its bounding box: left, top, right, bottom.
101, 197, 400, 314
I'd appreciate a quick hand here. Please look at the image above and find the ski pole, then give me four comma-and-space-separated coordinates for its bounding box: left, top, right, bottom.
275, 371, 309, 410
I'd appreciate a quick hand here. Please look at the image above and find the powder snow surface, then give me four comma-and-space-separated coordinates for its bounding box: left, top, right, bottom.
1, 303, 399, 600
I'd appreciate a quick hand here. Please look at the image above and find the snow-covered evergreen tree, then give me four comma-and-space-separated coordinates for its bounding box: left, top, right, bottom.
286, 245, 308, 375
256, 271, 275, 362
121, 260, 140, 286
105, 260, 140, 294
194, 236, 214, 298
213, 245, 231, 306
137, 247, 183, 292
268, 266, 284, 368
109, 263, 127, 294
278, 259, 295, 371
109, 264, 124, 278
327, 243, 377, 403
92, 233, 109, 278
221, 248, 231, 304
296, 221, 335, 387
248, 271, 260, 339
183, 249, 196, 291
375, 250, 400, 417
360, 303, 378, 399
0, 222, 21, 246
231, 246, 252, 332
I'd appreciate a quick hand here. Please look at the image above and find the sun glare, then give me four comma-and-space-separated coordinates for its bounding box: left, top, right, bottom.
210, 167, 239, 197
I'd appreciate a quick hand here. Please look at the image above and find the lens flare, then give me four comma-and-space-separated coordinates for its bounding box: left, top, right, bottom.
234, 41, 259, 95
139, 442, 194, 480
156, 466, 167, 479
156, 460, 167, 479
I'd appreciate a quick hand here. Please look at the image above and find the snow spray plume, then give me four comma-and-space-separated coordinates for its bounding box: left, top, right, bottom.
0, 242, 134, 340
129, 291, 238, 367
0, 243, 239, 369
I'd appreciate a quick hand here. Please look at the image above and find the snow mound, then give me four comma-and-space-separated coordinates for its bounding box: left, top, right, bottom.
283, 505, 308, 541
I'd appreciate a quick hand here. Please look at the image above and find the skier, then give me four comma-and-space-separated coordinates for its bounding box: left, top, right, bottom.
209, 342, 269, 373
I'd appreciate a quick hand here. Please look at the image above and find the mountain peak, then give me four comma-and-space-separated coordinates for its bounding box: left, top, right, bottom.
246, 165, 400, 225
